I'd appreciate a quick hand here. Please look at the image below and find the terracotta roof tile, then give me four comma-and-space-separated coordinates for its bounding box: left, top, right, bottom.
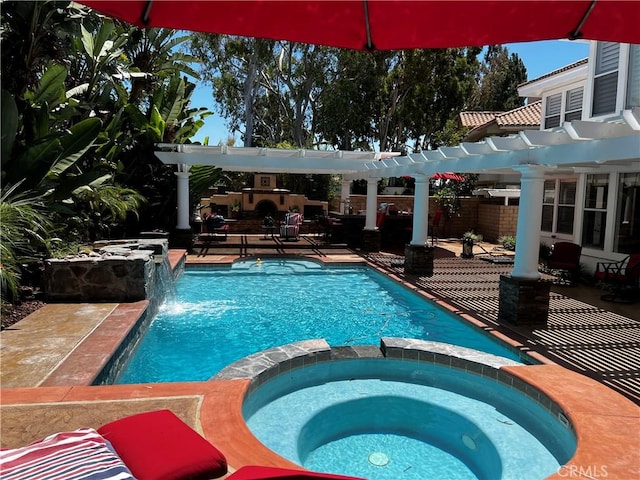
495, 100, 542, 127
459, 111, 502, 128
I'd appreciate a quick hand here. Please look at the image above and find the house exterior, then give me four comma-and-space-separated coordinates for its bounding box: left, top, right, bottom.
518, 41, 639, 271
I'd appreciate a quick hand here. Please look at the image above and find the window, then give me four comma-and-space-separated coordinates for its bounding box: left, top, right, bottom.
543, 87, 583, 129
544, 93, 562, 128
541, 179, 576, 235
582, 174, 608, 249
564, 87, 583, 122
627, 44, 640, 108
614, 173, 640, 254
592, 42, 619, 116
260, 176, 271, 187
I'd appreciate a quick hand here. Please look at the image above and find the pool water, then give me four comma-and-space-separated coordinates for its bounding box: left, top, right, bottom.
243, 359, 576, 480
116, 259, 522, 384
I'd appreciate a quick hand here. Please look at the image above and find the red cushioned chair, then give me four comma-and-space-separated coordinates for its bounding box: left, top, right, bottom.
227, 465, 365, 480
97, 409, 228, 480
546, 241, 582, 285
429, 210, 444, 246
594, 253, 640, 303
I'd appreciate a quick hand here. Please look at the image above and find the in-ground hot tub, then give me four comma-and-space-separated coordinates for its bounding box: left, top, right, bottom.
234, 339, 576, 480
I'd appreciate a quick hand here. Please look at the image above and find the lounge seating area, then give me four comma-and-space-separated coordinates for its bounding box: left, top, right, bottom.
0, 409, 363, 480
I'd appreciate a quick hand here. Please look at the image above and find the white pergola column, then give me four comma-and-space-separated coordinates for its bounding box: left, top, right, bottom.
511, 166, 547, 280
175, 164, 191, 230
410, 175, 429, 245
340, 179, 351, 213
364, 178, 379, 230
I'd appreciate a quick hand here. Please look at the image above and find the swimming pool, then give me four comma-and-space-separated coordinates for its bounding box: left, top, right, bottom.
243, 357, 576, 480
116, 259, 525, 384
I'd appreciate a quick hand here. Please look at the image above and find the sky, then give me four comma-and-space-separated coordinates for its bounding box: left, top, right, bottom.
190, 39, 591, 145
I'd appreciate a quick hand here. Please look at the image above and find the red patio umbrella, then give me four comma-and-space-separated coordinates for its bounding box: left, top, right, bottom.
77, 0, 640, 51
400, 173, 464, 180
432, 172, 465, 181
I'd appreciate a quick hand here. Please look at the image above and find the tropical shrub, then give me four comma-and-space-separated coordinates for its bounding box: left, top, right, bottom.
0, 183, 52, 302
498, 235, 516, 251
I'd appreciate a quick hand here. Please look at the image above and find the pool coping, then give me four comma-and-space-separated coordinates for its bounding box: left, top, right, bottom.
1, 251, 638, 479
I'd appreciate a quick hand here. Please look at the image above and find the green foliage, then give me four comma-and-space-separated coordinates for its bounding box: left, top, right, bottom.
463, 231, 483, 242
1, 3, 210, 301
434, 186, 461, 218
189, 165, 223, 202
498, 235, 516, 251
48, 240, 88, 259
0, 183, 52, 301
189, 36, 483, 153
471, 45, 528, 111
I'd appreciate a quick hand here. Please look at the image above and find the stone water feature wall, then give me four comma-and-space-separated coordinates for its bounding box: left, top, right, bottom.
43, 239, 169, 302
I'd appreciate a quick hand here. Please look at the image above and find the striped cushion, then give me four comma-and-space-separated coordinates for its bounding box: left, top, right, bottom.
0, 429, 134, 480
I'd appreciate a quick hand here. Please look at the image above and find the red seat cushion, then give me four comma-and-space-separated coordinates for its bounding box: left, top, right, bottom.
594, 271, 625, 282
227, 465, 365, 479
97, 409, 227, 480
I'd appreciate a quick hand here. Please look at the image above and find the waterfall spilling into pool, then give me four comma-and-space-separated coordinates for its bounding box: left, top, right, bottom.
114, 259, 528, 384
154, 252, 177, 302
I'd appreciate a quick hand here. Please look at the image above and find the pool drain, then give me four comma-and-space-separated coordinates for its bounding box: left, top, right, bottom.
368, 452, 390, 466
462, 434, 477, 450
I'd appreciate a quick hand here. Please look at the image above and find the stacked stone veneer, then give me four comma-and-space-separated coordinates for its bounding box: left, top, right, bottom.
43, 239, 168, 302
404, 245, 434, 276
498, 275, 552, 327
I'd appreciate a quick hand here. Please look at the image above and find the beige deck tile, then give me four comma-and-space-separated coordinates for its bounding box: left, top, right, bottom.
0, 304, 117, 388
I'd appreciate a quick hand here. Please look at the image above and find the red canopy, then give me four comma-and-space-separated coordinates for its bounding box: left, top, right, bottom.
77, 0, 640, 51
432, 172, 465, 181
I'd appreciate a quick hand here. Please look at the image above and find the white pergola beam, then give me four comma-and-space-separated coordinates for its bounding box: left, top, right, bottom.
519, 129, 577, 146
155, 110, 639, 180
565, 120, 634, 140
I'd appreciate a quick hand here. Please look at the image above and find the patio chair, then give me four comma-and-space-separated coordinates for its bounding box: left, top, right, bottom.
429, 210, 444, 245
594, 253, 640, 303
280, 211, 303, 241
205, 214, 229, 240
546, 241, 582, 284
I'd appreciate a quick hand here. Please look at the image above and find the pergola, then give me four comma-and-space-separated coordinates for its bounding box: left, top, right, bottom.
156, 108, 640, 282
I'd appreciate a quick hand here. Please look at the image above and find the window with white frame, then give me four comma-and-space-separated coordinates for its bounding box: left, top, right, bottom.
614, 172, 640, 254
544, 93, 562, 128
592, 42, 620, 116
564, 87, 583, 122
544, 87, 583, 129
581, 174, 608, 249
626, 44, 640, 108
541, 179, 576, 235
